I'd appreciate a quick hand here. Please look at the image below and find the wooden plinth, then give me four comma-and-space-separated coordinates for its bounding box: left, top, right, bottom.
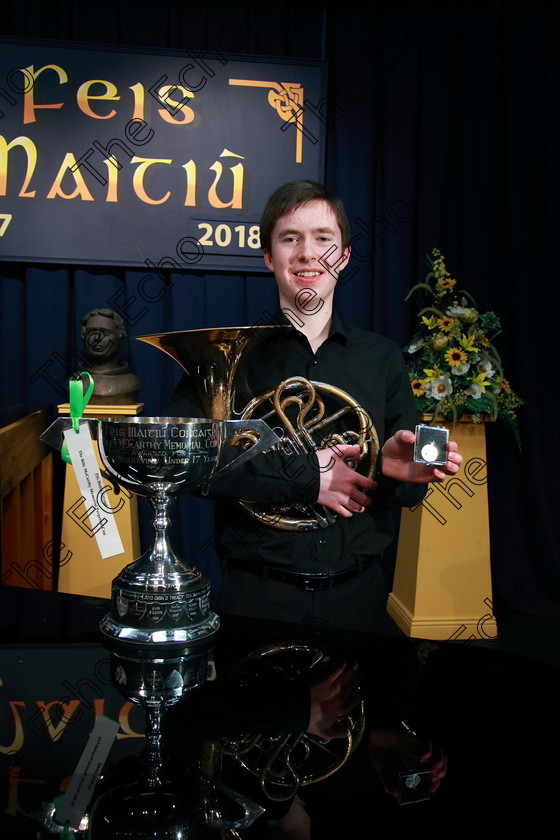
57, 404, 142, 599
387, 417, 497, 641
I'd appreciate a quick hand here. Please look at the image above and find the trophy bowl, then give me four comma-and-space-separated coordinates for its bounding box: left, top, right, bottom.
97, 416, 223, 498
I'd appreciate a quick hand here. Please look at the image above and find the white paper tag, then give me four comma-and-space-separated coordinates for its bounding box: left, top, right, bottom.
55, 714, 120, 829
63, 422, 125, 559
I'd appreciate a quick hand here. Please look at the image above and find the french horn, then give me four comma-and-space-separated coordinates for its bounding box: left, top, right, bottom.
136, 327, 379, 531
211, 643, 366, 803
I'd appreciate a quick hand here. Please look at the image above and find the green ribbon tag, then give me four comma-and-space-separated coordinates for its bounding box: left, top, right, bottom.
61, 372, 94, 464
53, 794, 72, 837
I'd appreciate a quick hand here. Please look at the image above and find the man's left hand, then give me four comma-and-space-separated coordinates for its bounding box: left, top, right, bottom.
381, 429, 463, 483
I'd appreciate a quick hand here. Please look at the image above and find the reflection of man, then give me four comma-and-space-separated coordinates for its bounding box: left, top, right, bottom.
81, 308, 142, 403
167, 181, 462, 634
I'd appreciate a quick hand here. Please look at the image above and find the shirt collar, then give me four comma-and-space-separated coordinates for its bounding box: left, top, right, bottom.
274, 307, 349, 345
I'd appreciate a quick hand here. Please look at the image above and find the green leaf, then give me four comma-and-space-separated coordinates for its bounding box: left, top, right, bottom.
405, 282, 438, 301
418, 305, 447, 319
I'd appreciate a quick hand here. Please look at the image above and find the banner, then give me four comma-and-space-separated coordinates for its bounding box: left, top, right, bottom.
0, 644, 145, 822
0, 39, 327, 271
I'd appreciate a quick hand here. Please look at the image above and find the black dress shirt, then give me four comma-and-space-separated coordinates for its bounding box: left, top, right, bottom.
165, 311, 425, 574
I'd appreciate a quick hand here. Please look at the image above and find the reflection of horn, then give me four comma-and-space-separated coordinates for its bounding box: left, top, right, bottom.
214, 643, 366, 802
136, 328, 379, 531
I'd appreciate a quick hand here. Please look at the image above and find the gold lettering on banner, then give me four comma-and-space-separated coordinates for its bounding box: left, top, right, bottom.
93, 697, 106, 722
0, 701, 26, 754
6, 766, 45, 817
182, 159, 197, 206
103, 157, 119, 202
46, 152, 95, 200
35, 699, 82, 741
0, 135, 37, 197
23, 64, 68, 124
157, 85, 196, 125
117, 701, 145, 740
130, 156, 172, 204
229, 79, 304, 163
129, 82, 145, 121
208, 149, 244, 209
93, 698, 143, 740
77, 80, 120, 119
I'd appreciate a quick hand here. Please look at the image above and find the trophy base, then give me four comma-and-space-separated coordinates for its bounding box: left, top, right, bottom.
100, 611, 220, 649
106, 644, 214, 706
102, 562, 220, 650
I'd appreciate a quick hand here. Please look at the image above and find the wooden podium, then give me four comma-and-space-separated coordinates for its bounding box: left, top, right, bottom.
387, 417, 498, 641
57, 404, 142, 599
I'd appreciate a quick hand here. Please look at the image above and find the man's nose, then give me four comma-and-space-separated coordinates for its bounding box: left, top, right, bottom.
295, 236, 316, 261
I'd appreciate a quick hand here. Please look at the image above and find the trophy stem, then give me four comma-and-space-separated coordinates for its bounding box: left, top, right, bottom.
142, 490, 196, 575
142, 704, 165, 789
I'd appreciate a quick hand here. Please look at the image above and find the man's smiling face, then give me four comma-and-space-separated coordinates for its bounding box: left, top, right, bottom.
263, 199, 350, 311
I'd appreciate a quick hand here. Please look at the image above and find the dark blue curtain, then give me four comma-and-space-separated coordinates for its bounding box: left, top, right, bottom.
1, 0, 558, 613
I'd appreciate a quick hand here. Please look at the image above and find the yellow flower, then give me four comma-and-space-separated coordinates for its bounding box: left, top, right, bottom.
463, 308, 479, 324
421, 315, 438, 330
437, 316, 454, 332
472, 371, 490, 392
432, 333, 449, 350
498, 377, 512, 394
423, 366, 442, 382
411, 378, 425, 396
444, 347, 468, 367
459, 333, 479, 354
436, 277, 456, 294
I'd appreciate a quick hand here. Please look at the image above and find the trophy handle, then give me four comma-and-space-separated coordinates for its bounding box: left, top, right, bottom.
201, 776, 265, 830
210, 419, 281, 479
40, 416, 93, 450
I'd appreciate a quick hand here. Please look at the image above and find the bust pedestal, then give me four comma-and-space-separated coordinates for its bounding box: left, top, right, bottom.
387, 416, 497, 641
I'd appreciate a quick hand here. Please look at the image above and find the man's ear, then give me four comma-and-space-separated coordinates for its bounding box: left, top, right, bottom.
337, 245, 351, 274
262, 248, 275, 273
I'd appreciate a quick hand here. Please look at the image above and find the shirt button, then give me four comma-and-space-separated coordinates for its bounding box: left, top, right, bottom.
312, 359, 318, 365
319, 538, 326, 545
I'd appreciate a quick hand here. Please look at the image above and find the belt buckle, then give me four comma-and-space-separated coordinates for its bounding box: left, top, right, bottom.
299, 571, 334, 592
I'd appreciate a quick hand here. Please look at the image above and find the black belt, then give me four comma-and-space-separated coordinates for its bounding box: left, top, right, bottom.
228, 557, 376, 591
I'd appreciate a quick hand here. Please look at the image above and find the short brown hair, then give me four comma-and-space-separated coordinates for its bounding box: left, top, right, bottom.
259, 180, 351, 253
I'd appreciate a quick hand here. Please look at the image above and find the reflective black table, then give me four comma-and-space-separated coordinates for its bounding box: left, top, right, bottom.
2, 587, 559, 837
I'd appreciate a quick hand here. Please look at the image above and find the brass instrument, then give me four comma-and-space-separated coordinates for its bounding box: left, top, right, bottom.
234, 375, 379, 530
136, 327, 379, 531
213, 643, 366, 803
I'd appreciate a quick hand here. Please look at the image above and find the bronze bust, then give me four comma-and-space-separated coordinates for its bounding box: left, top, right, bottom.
81, 308, 142, 404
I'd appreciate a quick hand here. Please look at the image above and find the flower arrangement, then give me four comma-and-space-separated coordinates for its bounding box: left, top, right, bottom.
404, 248, 523, 446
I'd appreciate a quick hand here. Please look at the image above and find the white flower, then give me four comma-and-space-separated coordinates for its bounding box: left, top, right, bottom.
429, 377, 452, 400
407, 338, 424, 354
466, 383, 483, 399
476, 357, 495, 377
447, 305, 468, 318
451, 362, 470, 375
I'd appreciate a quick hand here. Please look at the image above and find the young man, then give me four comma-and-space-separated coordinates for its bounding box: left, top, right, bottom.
167, 180, 462, 635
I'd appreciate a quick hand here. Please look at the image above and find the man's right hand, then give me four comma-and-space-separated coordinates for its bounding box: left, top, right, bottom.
316, 444, 377, 517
